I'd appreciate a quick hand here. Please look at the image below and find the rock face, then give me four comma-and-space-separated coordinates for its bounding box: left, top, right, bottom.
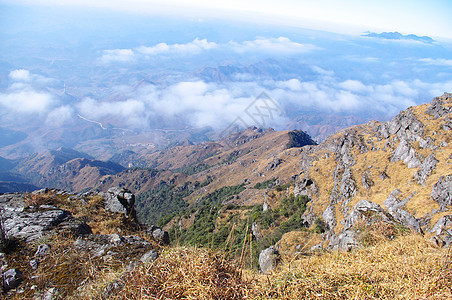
259, 246, 280, 274
431, 175, 452, 210
105, 187, 137, 219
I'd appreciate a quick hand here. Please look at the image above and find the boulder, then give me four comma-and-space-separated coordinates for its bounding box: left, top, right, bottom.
431, 175, 452, 210
322, 205, 336, 231
361, 172, 374, 191
328, 230, 360, 251
387, 207, 421, 233
343, 200, 391, 230
391, 139, 421, 168
425, 93, 452, 119
383, 189, 405, 209
259, 246, 280, 274
105, 187, 136, 219
140, 250, 159, 263
414, 154, 438, 185
430, 215, 452, 235
147, 225, 170, 245
251, 222, 263, 241
57, 218, 92, 236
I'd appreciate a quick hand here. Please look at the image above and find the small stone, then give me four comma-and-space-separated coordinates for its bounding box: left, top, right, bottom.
42, 287, 59, 300
3, 268, 23, 291
30, 259, 39, 270
140, 250, 159, 263
35, 244, 50, 258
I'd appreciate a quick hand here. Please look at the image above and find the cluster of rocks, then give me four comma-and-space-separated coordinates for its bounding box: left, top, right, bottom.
0, 187, 169, 295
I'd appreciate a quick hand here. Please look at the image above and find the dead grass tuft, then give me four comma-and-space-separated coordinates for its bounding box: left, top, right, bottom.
253, 234, 451, 299
109, 247, 253, 300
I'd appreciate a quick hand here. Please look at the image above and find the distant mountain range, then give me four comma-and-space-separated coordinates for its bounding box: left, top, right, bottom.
363, 31, 435, 43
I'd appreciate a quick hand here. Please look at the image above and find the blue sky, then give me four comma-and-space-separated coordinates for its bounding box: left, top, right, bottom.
3, 0, 452, 39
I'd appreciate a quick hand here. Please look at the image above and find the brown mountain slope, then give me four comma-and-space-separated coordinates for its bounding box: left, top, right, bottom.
92, 94, 451, 254
14, 147, 124, 192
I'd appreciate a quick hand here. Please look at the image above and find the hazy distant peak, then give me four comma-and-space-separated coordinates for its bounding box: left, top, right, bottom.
362, 31, 434, 43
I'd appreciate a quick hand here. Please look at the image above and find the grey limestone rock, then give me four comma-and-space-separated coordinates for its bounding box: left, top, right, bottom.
431, 175, 452, 210
414, 154, 438, 185
425, 93, 452, 119
391, 139, 421, 168
74, 234, 153, 258
2, 268, 22, 291
35, 244, 50, 258
387, 207, 421, 233
328, 230, 360, 251
322, 205, 336, 231
105, 187, 136, 219
3, 207, 71, 242
259, 246, 280, 274
140, 250, 159, 263
430, 215, 452, 235
252, 222, 263, 241
361, 172, 374, 191
147, 225, 170, 245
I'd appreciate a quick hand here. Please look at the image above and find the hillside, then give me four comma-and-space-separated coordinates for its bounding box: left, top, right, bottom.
0, 188, 450, 299
88, 93, 451, 269
12, 147, 124, 192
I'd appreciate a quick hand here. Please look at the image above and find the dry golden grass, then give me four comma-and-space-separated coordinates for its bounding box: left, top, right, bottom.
252, 234, 451, 300
105, 247, 253, 300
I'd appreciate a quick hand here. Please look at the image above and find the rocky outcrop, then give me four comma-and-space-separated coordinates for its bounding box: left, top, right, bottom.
426, 93, 452, 119
383, 189, 405, 209
251, 222, 263, 241
430, 215, 452, 235
380, 108, 424, 142
361, 172, 374, 191
3, 206, 70, 242
341, 198, 421, 237
431, 175, 452, 210
259, 246, 280, 274
414, 154, 438, 185
104, 187, 137, 219
430, 215, 452, 248
391, 139, 421, 168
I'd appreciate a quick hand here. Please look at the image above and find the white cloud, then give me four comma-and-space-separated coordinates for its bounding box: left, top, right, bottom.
419, 58, 452, 67
46, 105, 74, 126
101, 49, 135, 63
137, 38, 216, 56
9, 69, 31, 81
0, 89, 55, 114
339, 80, 370, 93
100, 37, 317, 63
232, 37, 317, 54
